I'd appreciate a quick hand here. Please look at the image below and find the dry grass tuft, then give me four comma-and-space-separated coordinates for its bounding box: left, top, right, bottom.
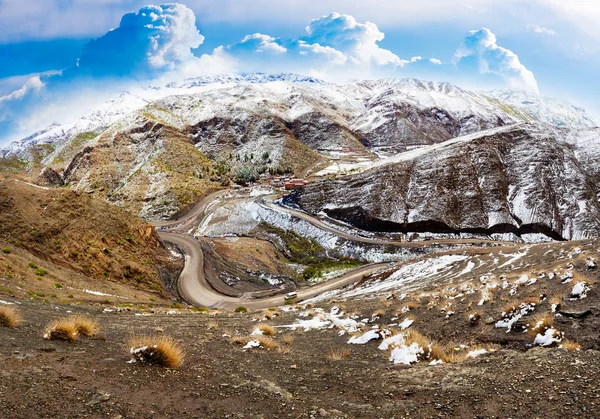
128, 335, 184, 368
282, 335, 294, 345
559, 339, 581, 351
231, 335, 249, 345
0, 306, 21, 327
257, 323, 277, 336
327, 347, 351, 361
207, 321, 219, 330
528, 312, 554, 337
256, 335, 279, 350
277, 346, 291, 354
71, 315, 99, 337
522, 296, 540, 306
43, 319, 79, 342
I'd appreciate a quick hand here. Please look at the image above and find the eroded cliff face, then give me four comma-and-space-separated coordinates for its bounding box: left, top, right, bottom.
294, 123, 600, 240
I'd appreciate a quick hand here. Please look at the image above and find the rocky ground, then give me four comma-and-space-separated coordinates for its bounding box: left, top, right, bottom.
1, 296, 599, 418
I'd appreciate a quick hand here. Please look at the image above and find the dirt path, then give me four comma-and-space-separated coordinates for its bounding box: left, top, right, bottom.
154, 188, 515, 309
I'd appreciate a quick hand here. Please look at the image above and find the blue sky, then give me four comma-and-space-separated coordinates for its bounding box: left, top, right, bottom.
1, 0, 600, 145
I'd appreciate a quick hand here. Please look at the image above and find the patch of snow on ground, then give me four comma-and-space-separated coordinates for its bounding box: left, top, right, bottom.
495, 303, 536, 332
243, 340, 261, 349
389, 342, 424, 365
571, 282, 589, 299
348, 329, 384, 344
399, 319, 414, 330
467, 349, 488, 358
533, 328, 563, 346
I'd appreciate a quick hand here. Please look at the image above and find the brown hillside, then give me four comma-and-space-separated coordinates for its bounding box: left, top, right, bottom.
0, 178, 172, 293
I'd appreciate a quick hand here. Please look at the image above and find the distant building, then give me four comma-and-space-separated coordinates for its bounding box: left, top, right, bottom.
284, 178, 309, 190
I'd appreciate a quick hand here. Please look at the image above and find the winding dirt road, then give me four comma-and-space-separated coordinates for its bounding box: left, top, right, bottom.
154, 189, 513, 309
153, 190, 390, 309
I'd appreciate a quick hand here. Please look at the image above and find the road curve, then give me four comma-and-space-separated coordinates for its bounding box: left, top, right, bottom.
159, 231, 388, 309
154, 189, 513, 309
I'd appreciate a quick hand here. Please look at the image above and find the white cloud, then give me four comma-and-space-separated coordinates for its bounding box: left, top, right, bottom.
528, 24, 557, 35
71, 3, 204, 79
239, 33, 287, 53
429, 58, 442, 65
0, 76, 44, 103
453, 27, 539, 93
302, 13, 404, 67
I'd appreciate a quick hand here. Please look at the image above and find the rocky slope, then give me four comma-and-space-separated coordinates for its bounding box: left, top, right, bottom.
293, 123, 600, 240
1, 74, 597, 220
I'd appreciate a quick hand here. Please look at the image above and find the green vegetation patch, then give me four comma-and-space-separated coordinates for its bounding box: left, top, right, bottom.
302, 259, 363, 280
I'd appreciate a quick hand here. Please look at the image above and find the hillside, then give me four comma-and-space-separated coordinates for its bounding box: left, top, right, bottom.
293, 123, 600, 240
0, 178, 179, 301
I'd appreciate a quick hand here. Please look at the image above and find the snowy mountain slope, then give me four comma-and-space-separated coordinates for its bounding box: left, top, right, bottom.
486, 90, 597, 131
2, 74, 597, 160
293, 122, 600, 240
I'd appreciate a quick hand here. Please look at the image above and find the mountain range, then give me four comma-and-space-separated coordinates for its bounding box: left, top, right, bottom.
1, 73, 598, 237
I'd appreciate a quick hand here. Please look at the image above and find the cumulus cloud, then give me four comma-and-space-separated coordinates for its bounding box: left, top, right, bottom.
429, 58, 442, 65
301, 13, 405, 67
215, 12, 411, 79
453, 27, 539, 93
69, 3, 204, 79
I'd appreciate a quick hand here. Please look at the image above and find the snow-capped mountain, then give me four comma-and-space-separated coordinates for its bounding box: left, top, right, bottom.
486, 89, 597, 131
2, 74, 597, 159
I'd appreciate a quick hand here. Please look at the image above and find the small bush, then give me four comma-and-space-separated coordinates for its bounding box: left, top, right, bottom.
1, 248, 11, 254
327, 348, 350, 360
231, 335, 249, 345
282, 335, 294, 345
128, 335, 184, 368
43, 319, 78, 341
71, 315, 99, 337
372, 309, 385, 319
54, 283, 63, 289
256, 336, 279, 350
234, 306, 248, 313
35, 268, 48, 277
28, 262, 37, 269
257, 324, 277, 336
559, 339, 581, 351
0, 306, 21, 327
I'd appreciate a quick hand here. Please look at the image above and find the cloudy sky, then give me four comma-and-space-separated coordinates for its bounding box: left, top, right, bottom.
1, 0, 600, 145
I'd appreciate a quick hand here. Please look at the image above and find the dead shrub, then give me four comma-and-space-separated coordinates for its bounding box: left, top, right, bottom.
0, 306, 21, 327
257, 324, 277, 336
277, 346, 291, 354
327, 348, 350, 361
559, 339, 581, 351
71, 315, 99, 337
128, 335, 184, 368
231, 335, 249, 345
528, 312, 554, 337
256, 335, 279, 350
43, 319, 78, 342
372, 309, 385, 319
282, 335, 294, 345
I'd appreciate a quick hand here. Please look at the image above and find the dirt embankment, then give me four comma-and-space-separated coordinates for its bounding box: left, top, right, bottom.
0, 179, 177, 294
